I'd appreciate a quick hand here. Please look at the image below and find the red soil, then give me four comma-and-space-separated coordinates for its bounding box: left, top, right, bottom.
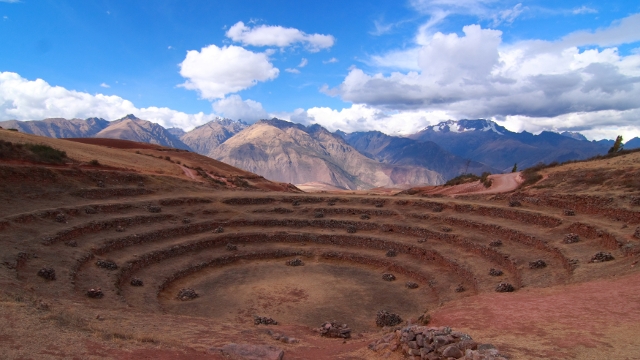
430, 272, 640, 359
64, 138, 165, 150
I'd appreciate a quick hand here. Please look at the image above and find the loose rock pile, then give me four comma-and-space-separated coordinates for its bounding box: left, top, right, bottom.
590, 252, 615, 263
529, 260, 547, 269
369, 325, 508, 360
177, 288, 198, 301
508, 199, 521, 207
563, 209, 576, 216
130, 278, 143, 286
386, 249, 397, 257
314, 212, 324, 218
86, 288, 104, 298
266, 329, 299, 344
317, 321, 351, 339
147, 205, 161, 213
563, 233, 580, 244
346, 225, 357, 233
226, 243, 238, 251
495, 283, 514, 292
360, 214, 370, 220
376, 310, 403, 327
488, 268, 503, 276
455, 285, 465, 293
182, 218, 191, 224
254, 316, 278, 325
406, 282, 419, 289
285, 258, 303, 266
115, 226, 125, 232
488, 240, 502, 247
37, 267, 56, 280
382, 273, 396, 281
95, 259, 118, 270
634, 227, 640, 239
55, 213, 66, 223
213, 226, 224, 233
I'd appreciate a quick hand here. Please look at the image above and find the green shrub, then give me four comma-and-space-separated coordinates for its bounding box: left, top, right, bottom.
24, 144, 68, 163
89, 159, 100, 166
445, 173, 480, 186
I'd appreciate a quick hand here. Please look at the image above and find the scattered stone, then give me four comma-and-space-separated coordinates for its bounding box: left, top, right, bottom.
115, 226, 125, 232
177, 288, 198, 301
95, 259, 118, 270
328, 201, 336, 206
182, 218, 191, 224
405, 282, 419, 289
147, 205, 161, 213
563, 233, 580, 244
386, 249, 397, 257
317, 321, 351, 339
376, 310, 403, 327
634, 227, 640, 239
266, 330, 299, 344
254, 316, 278, 325
286, 258, 303, 266
529, 260, 547, 269
86, 288, 104, 298
292, 201, 300, 206
495, 283, 515, 292
226, 243, 238, 251
489, 240, 502, 247
375, 202, 384, 208
213, 226, 224, 234
508, 199, 521, 207
215, 343, 284, 360
130, 278, 143, 286
441, 226, 452, 232
360, 214, 370, 220
55, 213, 66, 223
417, 238, 426, 243
455, 284, 465, 293
314, 212, 324, 218
37, 267, 56, 280
137, 182, 145, 187
65, 240, 78, 247
346, 225, 357, 233
563, 209, 576, 216
382, 273, 396, 281
489, 268, 503, 276
590, 252, 615, 263
84, 207, 97, 215
96, 181, 105, 188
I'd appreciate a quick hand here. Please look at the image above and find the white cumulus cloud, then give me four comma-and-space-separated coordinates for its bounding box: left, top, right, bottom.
100, 83, 110, 88
212, 95, 268, 122
179, 44, 279, 100
0, 72, 218, 130
226, 21, 335, 52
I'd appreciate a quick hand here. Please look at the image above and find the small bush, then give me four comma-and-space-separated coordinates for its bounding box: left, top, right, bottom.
89, 159, 100, 166
445, 173, 480, 186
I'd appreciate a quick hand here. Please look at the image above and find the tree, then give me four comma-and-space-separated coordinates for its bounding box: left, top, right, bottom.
608, 135, 624, 154
511, 163, 518, 173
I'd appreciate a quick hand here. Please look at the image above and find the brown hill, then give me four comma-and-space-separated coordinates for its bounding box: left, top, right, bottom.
180, 118, 247, 156
210, 119, 444, 190
94, 115, 191, 150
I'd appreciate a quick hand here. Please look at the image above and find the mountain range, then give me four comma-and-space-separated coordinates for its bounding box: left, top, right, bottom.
0, 115, 622, 189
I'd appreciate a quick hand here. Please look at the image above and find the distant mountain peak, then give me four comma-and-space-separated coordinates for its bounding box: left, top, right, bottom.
120, 114, 140, 121
424, 119, 505, 135
560, 131, 588, 141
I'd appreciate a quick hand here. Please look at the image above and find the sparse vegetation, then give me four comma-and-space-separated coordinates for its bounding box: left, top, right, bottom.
0, 140, 68, 164
89, 159, 100, 166
480, 172, 492, 188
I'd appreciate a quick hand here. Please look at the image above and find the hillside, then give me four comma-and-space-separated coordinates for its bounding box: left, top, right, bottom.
341, 130, 498, 180
409, 119, 610, 172
180, 118, 247, 156
211, 119, 444, 190
93, 115, 191, 150
0, 117, 109, 138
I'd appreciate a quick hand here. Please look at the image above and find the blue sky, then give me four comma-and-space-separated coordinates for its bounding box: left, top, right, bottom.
1, 0, 639, 140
